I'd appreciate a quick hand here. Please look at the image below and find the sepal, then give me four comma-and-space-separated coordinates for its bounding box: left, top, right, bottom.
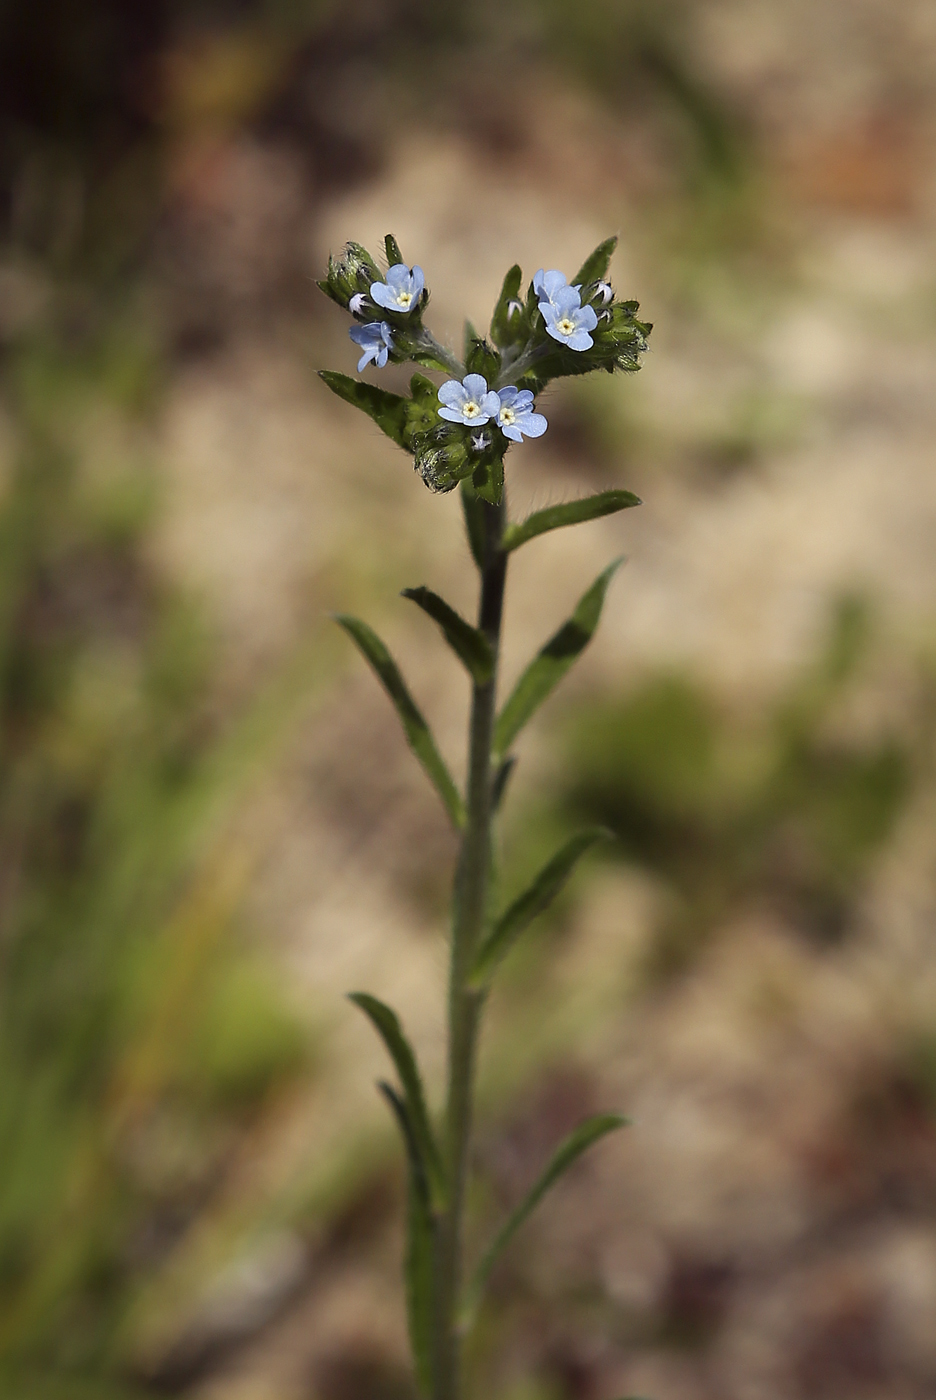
465, 335, 501, 383
490, 264, 527, 349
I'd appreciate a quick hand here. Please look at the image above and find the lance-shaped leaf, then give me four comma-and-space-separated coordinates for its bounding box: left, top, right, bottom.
494, 559, 623, 757
350, 993, 445, 1208
385, 233, 404, 266
336, 616, 465, 828
470, 829, 608, 989
462, 1114, 629, 1325
502, 489, 641, 553
573, 235, 618, 287
379, 1083, 434, 1395
319, 372, 409, 450
402, 587, 494, 683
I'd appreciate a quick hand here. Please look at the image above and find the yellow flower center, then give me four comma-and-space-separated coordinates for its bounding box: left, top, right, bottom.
557, 317, 576, 336
463, 400, 480, 418
396, 290, 412, 308
500, 406, 516, 425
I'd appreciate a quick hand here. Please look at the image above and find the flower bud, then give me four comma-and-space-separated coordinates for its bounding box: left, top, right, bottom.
413, 423, 471, 493
319, 242, 382, 310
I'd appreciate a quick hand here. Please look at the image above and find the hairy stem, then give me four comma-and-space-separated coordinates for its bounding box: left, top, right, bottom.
433, 494, 507, 1400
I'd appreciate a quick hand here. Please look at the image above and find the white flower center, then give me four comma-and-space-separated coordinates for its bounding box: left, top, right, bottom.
463, 400, 480, 418
500, 406, 516, 425
557, 316, 576, 336
396, 290, 412, 308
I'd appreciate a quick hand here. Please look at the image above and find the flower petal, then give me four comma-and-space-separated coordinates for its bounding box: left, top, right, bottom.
567, 330, 594, 351
512, 389, 534, 409
552, 284, 583, 314
462, 373, 489, 399
438, 380, 467, 406
386, 264, 409, 289
410, 265, 425, 298
438, 406, 467, 422
518, 411, 547, 437
497, 386, 520, 407
576, 304, 599, 331
501, 423, 523, 443
369, 282, 395, 310
480, 391, 501, 417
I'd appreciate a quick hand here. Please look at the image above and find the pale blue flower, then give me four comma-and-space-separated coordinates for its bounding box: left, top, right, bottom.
437, 374, 501, 427
533, 268, 581, 307
348, 292, 367, 315
539, 285, 598, 351
496, 387, 548, 443
349, 321, 394, 370
370, 263, 425, 314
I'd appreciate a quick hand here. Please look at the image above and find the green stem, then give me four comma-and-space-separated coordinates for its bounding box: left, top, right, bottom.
433, 494, 507, 1400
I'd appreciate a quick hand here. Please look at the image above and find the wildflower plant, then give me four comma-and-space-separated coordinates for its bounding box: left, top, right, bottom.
318, 234, 651, 1400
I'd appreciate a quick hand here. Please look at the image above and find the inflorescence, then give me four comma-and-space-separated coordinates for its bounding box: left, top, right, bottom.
318, 234, 650, 503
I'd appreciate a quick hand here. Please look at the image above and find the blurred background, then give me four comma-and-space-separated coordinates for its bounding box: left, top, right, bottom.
2, 2, 936, 1398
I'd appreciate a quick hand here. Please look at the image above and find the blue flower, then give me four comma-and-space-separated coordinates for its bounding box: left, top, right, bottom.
437, 374, 501, 427
495, 387, 547, 443
349, 321, 394, 370
539, 285, 598, 351
370, 263, 425, 314
533, 268, 581, 307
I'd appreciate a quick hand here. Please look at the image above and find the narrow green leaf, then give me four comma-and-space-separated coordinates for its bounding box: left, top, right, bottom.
378, 1083, 434, 1395
470, 829, 609, 988
402, 587, 494, 683
502, 490, 641, 553
385, 233, 404, 266
490, 263, 524, 347
350, 993, 445, 1206
463, 1114, 629, 1325
491, 755, 516, 812
318, 371, 408, 450
494, 559, 623, 756
336, 616, 465, 827
461, 479, 486, 568
573, 235, 618, 287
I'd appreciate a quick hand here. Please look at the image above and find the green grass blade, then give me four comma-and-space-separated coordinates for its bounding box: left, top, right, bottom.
469, 829, 609, 989
494, 560, 623, 757
318, 371, 409, 450
463, 1114, 628, 1326
378, 1083, 435, 1395
402, 587, 494, 683
336, 615, 465, 828
502, 490, 641, 553
349, 993, 445, 1207
573, 235, 618, 286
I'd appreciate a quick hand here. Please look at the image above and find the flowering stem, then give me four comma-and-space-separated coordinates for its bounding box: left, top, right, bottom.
434, 494, 507, 1400
493, 341, 549, 390
419, 331, 466, 379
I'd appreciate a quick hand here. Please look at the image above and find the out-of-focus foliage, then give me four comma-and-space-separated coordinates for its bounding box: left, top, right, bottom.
557, 598, 916, 976
0, 319, 312, 1393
